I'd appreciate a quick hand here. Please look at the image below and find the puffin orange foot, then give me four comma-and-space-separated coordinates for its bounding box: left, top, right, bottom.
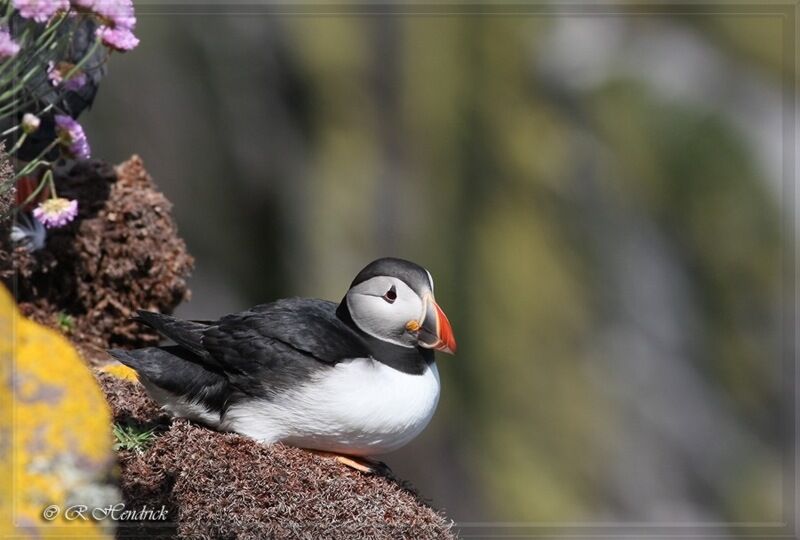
308, 450, 391, 475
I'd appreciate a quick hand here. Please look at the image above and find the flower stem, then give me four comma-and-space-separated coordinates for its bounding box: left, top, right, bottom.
0, 0, 13, 25
6, 130, 26, 154
64, 37, 101, 81
45, 168, 56, 197
0, 63, 40, 106
0, 171, 48, 221
0, 14, 69, 107
11, 138, 58, 179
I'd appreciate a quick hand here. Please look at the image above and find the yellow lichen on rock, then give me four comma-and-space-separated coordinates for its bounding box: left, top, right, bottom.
98, 363, 138, 383
0, 285, 116, 538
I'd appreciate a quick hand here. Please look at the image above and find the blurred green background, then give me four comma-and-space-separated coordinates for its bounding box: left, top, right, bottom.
83, 3, 791, 531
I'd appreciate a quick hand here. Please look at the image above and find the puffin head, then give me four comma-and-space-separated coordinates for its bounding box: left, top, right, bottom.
342, 257, 457, 354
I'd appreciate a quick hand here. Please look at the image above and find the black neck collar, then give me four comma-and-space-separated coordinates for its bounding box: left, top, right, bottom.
336, 298, 434, 375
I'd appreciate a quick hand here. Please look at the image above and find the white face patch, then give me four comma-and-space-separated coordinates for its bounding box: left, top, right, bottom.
425, 269, 435, 292
345, 276, 425, 348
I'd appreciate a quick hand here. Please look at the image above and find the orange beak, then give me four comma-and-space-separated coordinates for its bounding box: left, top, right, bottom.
416, 294, 457, 355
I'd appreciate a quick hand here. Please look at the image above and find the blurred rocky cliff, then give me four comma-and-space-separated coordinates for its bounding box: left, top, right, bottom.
83, 7, 791, 532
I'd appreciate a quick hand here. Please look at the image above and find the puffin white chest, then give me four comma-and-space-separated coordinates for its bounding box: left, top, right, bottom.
223, 358, 441, 456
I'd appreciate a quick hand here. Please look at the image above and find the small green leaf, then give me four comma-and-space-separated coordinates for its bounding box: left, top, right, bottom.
56, 311, 74, 334
112, 423, 157, 453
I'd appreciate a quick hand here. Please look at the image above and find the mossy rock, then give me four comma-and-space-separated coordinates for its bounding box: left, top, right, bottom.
0, 285, 117, 538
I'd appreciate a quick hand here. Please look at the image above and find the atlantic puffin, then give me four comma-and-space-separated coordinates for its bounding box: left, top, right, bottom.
110, 257, 456, 472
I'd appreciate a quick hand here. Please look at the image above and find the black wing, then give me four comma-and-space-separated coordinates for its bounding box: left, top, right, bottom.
133, 298, 369, 398
206, 298, 367, 366
200, 298, 369, 395
135, 310, 209, 359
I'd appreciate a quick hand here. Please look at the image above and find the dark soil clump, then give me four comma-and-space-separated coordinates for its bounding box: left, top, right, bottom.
2, 156, 193, 354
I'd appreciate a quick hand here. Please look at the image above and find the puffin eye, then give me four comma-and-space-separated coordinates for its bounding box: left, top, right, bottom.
383, 285, 397, 304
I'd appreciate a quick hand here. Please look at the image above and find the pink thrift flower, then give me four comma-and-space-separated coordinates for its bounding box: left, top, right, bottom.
93, 0, 135, 29
54, 114, 91, 159
0, 29, 20, 59
13, 0, 69, 23
46, 61, 63, 84
92, 0, 138, 51
47, 61, 87, 91
97, 25, 138, 51
33, 197, 78, 228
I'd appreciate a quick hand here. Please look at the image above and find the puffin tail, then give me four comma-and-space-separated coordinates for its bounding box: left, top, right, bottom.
133, 310, 209, 358
108, 346, 230, 426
